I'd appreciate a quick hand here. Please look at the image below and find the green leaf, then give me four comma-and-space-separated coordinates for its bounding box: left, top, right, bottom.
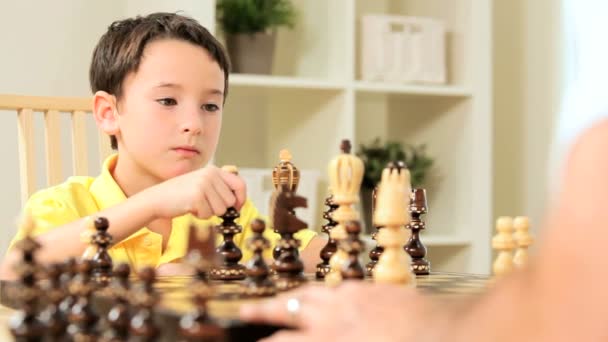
217, 0, 297, 34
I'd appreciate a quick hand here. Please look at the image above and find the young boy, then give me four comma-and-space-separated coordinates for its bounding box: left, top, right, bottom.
0, 12, 324, 279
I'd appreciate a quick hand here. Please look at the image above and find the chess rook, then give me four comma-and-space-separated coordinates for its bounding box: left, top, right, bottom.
316, 193, 339, 279
405, 188, 431, 275
373, 164, 416, 286
325, 140, 365, 286
242, 219, 276, 297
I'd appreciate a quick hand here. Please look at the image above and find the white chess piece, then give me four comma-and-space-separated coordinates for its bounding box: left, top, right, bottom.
492, 216, 515, 277
513, 216, 533, 268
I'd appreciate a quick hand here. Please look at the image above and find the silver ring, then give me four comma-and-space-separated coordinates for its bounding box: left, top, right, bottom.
286, 297, 301, 323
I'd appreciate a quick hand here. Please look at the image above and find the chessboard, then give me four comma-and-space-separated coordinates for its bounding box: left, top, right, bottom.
0, 272, 490, 341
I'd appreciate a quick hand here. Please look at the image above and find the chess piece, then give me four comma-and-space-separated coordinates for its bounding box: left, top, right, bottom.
325, 140, 364, 286
492, 216, 516, 277
180, 224, 224, 341
373, 164, 416, 286
80, 216, 97, 260
102, 263, 131, 342
270, 184, 308, 291
366, 187, 383, 276
513, 216, 533, 269
210, 165, 247, 280
9, 213, 45, 341
130, 267, 160, 341
39, 263, 68, 341
316, 193, 339, 279
341, 221, 365, 279
405, 188, 431, 275
67, 259, 99, 341
58, 257, 78, 318
92, 216, 113, 286
243, 219, 276, 297
272, 149, 301, 260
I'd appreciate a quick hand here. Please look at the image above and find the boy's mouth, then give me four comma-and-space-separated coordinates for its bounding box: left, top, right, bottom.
172, 146, 200, 157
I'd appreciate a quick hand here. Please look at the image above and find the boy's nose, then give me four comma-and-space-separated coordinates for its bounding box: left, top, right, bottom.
180, 112, 203, 134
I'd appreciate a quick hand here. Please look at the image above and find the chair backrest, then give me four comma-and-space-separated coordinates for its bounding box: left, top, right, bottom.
0, 94, 113, 206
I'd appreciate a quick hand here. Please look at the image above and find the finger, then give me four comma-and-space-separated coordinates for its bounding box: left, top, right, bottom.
239, 286, 329, 327
259, 330, 312, 342
193, 196, 212, 218
204, 187, 228, 216
211, 176, 237, 208
220, 172, 247, 210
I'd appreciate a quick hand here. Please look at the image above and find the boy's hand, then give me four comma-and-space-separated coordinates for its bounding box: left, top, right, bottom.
144, 166, 246, 219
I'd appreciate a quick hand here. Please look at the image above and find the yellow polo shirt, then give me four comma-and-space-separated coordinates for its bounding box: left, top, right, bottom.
9, 154, 316, 271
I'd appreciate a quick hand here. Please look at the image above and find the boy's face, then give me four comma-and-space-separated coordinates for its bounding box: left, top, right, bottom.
114, 38, 225, 180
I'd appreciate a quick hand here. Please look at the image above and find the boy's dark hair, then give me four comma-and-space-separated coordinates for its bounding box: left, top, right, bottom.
89, 12, 230, 149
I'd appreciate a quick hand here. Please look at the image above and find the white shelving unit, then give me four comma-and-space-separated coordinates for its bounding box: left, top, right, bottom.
196, 0, 492, 274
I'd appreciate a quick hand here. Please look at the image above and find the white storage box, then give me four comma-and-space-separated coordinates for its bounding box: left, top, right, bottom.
361, 15, 447, 84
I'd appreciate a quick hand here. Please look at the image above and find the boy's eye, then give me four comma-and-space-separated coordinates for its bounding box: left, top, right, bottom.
157, 98, 177, 106
202, 103, 220, 112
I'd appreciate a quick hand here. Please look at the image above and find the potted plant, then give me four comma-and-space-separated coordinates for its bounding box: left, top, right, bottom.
357, 138, 434, 233
216, 0, 297, 74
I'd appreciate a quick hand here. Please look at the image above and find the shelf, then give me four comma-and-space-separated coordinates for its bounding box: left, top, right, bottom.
229, 74, 347, 91
354, 81, 472, 97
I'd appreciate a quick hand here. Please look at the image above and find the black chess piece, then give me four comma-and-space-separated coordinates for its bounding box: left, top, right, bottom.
58, 257, 78, 318
180, 224, 224, 342
405, 188, 431, 275
242, 219, 276, 297
210, 206, 246, 280
9, 228, 45, 341
341, 221, 365, 280
366, 187, 383, 276
67, 259, 99, 341
103, 263, 131, 342
271, 150, 300, 261
130, 267, 159, 342
271, 185, 308, 291
39, 263, 68, 341
316, 195, 339, 279
92, 216, 113, 286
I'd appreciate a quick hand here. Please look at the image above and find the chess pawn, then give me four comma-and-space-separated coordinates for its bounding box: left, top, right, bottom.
242, 219, 276, 297
405, 188, 431, 275
492, 216, 516, 277
513, 216, 533, 268
67, 259, 99, 341
340, 221, 365, 280
130, 267, 160, 341
80, 216, 97, 260
366, 187, 382, 276
58, 257, 78, 317
210, 166, 246, 281
102, 263, 131, 342
316, 194, 339, 279
92, 216, 113, 286
325, 224, 348, 286
39, 263, 68, 341
9, 213, 45, 341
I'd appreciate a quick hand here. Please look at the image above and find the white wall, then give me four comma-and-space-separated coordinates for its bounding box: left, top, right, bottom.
0, 0, 215, 256
493, 0, 563, 236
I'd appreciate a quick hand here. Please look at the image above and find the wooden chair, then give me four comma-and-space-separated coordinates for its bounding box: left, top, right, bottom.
0, 94, 113, 206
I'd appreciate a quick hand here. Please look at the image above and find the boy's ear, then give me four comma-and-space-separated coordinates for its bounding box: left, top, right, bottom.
93, 91, 120, 135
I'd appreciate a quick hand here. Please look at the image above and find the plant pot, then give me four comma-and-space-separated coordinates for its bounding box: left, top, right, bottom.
226, 31, 276, 74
